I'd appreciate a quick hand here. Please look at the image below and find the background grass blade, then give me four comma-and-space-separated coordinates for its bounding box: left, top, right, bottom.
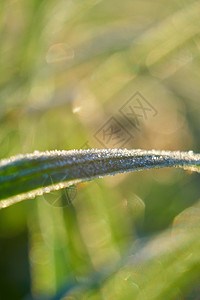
0, 149, 200, 209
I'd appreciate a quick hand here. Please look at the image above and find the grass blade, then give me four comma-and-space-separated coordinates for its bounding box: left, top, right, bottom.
0, 149, 200, 209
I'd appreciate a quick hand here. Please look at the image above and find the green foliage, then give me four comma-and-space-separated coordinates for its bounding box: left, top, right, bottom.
1, 0, 200, 299
0, 149, 200, 209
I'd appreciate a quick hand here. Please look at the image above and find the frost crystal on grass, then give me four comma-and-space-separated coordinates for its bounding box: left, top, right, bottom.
0, 149, 200, 208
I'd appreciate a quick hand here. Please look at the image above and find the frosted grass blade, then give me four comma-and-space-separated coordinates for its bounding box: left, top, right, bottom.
0, 149, 200, 209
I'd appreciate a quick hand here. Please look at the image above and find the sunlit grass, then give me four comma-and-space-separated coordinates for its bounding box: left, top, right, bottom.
0, 0, 200, 299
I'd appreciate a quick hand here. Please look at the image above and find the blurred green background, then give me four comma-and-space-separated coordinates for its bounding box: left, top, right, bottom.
1, 0, 200, 299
